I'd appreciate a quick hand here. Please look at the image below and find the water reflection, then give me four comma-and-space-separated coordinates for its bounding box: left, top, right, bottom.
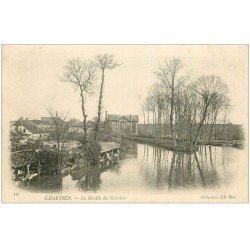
167, 152, 206, 190
61, 160, 123, 193
73, 167, 102, 192
27, 140, 239, 193
28, 175, 62, 193
138, 143, 236, 191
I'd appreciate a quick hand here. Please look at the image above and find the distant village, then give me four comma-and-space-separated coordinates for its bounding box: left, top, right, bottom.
11, 112, 139, 140
11, 114, 243, 143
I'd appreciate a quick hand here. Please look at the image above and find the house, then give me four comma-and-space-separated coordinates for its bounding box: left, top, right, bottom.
11, 116, 64, 139
106, 112, 139, 135
12, 118, 46, 139
12, 117, 86, 138
33, 117, 64, 130
67, 122, 84, 133
40, 116, 63, 124
31, 119, 53, 131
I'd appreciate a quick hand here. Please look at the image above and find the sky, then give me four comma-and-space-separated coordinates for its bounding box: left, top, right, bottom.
3, 45, 248, 125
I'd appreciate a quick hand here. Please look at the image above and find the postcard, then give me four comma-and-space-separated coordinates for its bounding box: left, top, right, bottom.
1, 45, 248, 203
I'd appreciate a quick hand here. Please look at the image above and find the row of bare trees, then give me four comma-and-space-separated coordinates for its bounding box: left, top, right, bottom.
141, 57, 232, 146
59, 54, 120, 141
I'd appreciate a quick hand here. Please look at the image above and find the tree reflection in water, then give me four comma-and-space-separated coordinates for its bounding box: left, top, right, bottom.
69, 160, 122, 192
168, 152, 206, 190
71, 167, 102, 192
28, 174, 63, 193
141, 144, 227, 191
27, 141, 236, 193
120, 140, 138, 159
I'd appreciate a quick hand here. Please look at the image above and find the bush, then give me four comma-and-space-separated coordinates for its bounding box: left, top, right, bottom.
79, 139, 101, 166
37, 149, 59, 174
78, 135, 88, 146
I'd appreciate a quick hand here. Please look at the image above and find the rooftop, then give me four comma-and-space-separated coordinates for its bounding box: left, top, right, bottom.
68, 122, 84, 127
107, 114, 139, 122
14, 119, 46, 134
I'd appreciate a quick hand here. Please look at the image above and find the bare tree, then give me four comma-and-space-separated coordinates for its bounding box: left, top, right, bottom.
222, 100, 233, 137
192, 75, 228, 145
155, 57, 189, 146
144, 97, 152, 124
140, 102, 146, 124
185, 88, 200, 143
46, 107, 71, 174
207, 95, 228, 142
144, 94, 157, 136
151, 83, 166, 140
148, 94, 157, 137
93, 54, 120, 141
60, 58, 96, 141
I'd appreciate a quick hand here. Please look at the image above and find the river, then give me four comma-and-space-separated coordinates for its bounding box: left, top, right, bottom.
60, 140, 243, 194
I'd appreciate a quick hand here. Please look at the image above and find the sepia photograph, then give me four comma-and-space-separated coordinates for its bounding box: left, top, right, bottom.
1, 44, 248, 203
1, 1, 250, 250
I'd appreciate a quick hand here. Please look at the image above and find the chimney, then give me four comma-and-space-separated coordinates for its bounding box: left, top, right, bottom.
105, 111, 108, 121
130, 114, 132, 121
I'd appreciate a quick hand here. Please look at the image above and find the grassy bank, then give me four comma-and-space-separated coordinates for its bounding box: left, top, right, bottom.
123, 136, 199, 153
197, 139, 244, 149
124, 136, 244, 151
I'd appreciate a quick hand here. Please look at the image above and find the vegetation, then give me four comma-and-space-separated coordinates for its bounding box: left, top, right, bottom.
37, 149, 59, 175
93, 54, 120, 141
60, 58, 96, 141
79, 139, 101, 166
46, 107, 73, 172
10, 54, 242, 177
141, 57, 234, 148
10, 130, 43, 152
124, 136, 198, 152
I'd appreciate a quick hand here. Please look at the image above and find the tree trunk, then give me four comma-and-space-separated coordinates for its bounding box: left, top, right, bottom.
208, 113, 214, 143
95, 68, 105, 141
208, 112, 218, 143
57, 138, 61, 176
80, 91, 87, 140
154, 112, 157, 138
204, 113, 210, 140
170, 89, 177, 146
208, 123, 214, 143
175, 106, 181, 141
163, 111, 167, 138
152, 112, 155, 137
222, 115, 226, 138
193, 102, 209, 145
158, 109, 162, 140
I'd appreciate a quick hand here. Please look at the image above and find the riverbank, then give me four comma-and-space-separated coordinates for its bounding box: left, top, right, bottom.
198, 139, 244, 149
124, 136, 244, 151
123, 136, 199, 153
